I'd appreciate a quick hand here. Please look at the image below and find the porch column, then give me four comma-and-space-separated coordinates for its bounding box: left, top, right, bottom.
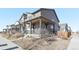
25, 24, 27, 34
53, 23, 56, 34
29, 21, 32, 34
15, 26, 17, 32
39, 19, 42, 38
21, 24, 24, 34
10, 27, 12, 34
3, 29, 4, 32
19, 25, 21, 33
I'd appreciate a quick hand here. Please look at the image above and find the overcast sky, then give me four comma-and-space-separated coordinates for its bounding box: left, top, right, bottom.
0, 8, 79, 32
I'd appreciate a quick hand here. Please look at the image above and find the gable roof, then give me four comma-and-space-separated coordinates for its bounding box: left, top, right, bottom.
19, 13, 27, 21
32, 8, 60, 22
18, 8, 60, 23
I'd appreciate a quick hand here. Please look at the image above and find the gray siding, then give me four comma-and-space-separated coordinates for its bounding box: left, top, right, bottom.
41, 9, 59, 23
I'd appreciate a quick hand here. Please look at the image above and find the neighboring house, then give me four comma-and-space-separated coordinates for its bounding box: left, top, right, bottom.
10, 24, 17, 34
59, 23, 71, 32
58, 23, 71, 39
6, 24, 17, 34
4, 8, 60, 38
3, 25, 11, 34
3, 29, 7, 33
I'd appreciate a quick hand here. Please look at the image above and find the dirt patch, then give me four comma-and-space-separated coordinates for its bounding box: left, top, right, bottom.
0, 33, 71, 50
0, 32, 24, 40
13, 36, 71, 50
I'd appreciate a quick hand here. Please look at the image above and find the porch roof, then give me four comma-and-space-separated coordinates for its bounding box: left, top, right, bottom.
22, 16, 55, 25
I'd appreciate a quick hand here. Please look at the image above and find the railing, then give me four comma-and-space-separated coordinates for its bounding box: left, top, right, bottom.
19, 12, 41, 23
25, 12, 41, 21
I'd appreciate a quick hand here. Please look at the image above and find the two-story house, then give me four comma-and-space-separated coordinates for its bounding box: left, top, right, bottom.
4, 8, 60, 38
17, 8, 60, 38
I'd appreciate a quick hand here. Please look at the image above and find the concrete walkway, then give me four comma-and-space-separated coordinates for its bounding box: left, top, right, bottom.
67, 33, 79, 50
0, 36, 22, 50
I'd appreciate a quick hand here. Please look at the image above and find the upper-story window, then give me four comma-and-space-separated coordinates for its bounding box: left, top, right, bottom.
28, 16, 32, 20
27, 14, 33, 20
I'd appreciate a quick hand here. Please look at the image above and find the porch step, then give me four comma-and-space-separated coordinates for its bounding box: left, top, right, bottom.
24, 34, 40, 38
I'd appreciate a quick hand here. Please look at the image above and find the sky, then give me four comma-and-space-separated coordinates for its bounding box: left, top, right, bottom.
0, 8, 79, 32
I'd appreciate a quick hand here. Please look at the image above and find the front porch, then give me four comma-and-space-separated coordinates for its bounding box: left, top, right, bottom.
20, 17, 57, 38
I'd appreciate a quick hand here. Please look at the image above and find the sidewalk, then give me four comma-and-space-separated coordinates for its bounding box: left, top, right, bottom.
67, 33, 79, 50
0, 36, 23, 50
